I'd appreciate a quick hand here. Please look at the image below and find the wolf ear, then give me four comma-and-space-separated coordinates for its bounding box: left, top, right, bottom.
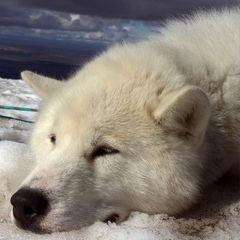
151, 86, 210, 148
21, 71, 65, 99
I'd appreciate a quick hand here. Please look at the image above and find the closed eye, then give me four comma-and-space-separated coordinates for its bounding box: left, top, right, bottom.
90, 146, 119, 160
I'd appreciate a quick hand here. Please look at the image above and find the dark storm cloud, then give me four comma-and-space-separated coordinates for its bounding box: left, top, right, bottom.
0, 1, 57, 29
0, 0, 239, 42
0, 0, 101, 31
16, 0, 240, 20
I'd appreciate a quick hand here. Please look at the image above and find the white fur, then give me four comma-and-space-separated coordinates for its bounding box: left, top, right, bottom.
14, 8, 240, 233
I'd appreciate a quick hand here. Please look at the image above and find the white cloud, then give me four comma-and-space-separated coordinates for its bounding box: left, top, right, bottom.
70, 14, 80, 21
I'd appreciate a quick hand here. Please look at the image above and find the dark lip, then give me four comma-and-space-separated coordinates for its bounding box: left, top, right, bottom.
14, 218, 27, 230
14, 218, 52, 234
104, 213, 120, 223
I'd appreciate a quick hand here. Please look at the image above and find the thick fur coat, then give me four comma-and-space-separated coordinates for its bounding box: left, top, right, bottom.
11, 8, 240, 233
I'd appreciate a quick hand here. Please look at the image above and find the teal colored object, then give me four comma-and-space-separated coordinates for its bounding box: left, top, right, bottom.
0, 115, 34, 124
0, 105, 38, 112
0, 105, 37, 141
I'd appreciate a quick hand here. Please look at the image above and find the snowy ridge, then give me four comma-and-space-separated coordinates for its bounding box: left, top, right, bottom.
0, 78, 239, 239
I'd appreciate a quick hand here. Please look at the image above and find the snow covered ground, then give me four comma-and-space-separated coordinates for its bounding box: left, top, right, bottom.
0, 77, 239, 239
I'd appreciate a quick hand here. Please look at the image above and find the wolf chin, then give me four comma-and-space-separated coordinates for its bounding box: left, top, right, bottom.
10, 8, 240, 233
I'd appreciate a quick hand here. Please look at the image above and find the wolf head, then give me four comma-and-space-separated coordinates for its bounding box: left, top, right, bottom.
11, 45, 210, 233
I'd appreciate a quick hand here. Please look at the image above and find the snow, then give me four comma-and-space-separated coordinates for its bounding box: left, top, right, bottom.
0, 78, 239, 239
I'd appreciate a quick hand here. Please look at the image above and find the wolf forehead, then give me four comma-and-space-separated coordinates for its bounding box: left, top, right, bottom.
38, 72, 162, 126
34, 81, 158, 147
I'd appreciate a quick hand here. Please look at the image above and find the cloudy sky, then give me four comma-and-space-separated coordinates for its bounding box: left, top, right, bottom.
0, 0, 239, 42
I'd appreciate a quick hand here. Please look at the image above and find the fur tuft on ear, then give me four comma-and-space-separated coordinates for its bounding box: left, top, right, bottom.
152, 86, 210, 148
21, 71, 65, 99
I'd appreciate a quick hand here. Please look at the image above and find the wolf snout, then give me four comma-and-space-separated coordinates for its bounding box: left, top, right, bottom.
10, 188, 49, 229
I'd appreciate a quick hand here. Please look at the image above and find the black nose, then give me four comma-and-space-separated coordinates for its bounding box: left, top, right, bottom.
10, 188, 49, 229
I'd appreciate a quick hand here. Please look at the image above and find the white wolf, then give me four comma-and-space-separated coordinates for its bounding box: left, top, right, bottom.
11, 8, 240, 233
